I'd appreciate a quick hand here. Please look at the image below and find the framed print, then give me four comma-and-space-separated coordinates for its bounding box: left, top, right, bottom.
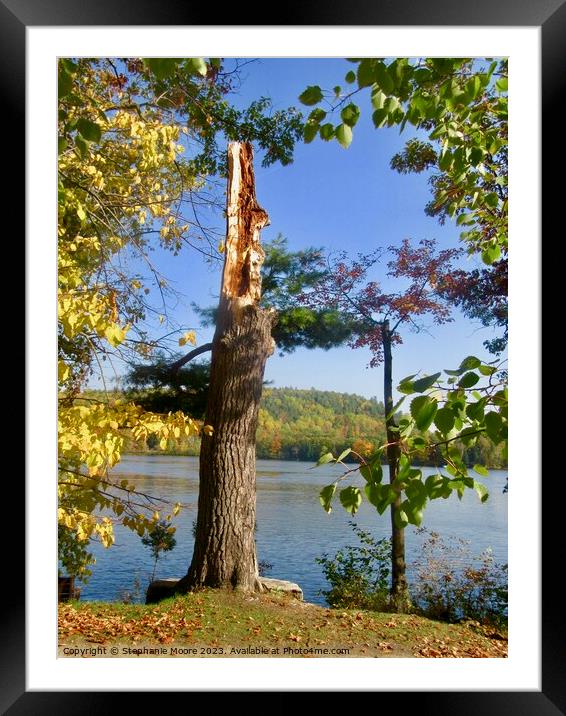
8, 0, 556, 709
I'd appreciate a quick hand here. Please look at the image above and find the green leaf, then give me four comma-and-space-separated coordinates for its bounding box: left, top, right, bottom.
445, 356, 481, 376
58, 68, 73, 98
345, 70, 356, 84
319, 123, 335, 141
339, 486, 363, 515
405, 479, 426, 505
496, 77, 508, 92
299, 85, 324, 106
371, 461, 384, 483
413, 68, 431, 85
425, 473, 446, 499
456, 212, 474, 226
466, 400, 485, 422
460, 356, 481, 371
474, 481, 489, 502
384, 485, 398, 508
394, 507, 409, 529
399, 373, 417, 385
469, 147, 484, 166
410, 396, 438, 431
473, 464, 489, 477
485, 192, 499, 209
336, 448, 351, 463
398, 453, 410, 475
411, 436, 427, 449
458, 371, 480, 388
356, 59, 375, 88
74, 134, 89, 159
412, 372, 441, 393
459, 427, 479, 447
384, 96, 401, 114
434, 407, 455, 435
186, 58, 208, 76
386, 396, 406, 420
478, 364, 497, 376
398, 379, 416, 395
308, 108, 327, 122
484, 412, 503, 443
60, 58, 77, 74
372, 108, 389, 128
360, 464, 373, 483
482, 244, 501, 265
319, 484, 337, 513
316, 452, 335, 466
405, 503, 424, 527
303, 122, 319, 143
466, 75, 482, 100
371, 89, 386, 110
340, 103, 361, 127
374, 61, 395, 94
364, 482, 383, 507
76, 118, 101, 144
58, 136, 67, 154
335, 123, 353, 149
367, 486, 393, 515
449, 479, 465, 499
397, 417, 414, 438
144, 58, 182, 79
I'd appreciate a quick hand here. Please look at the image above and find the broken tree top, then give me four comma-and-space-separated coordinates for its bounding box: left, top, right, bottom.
222, 142, 270, 305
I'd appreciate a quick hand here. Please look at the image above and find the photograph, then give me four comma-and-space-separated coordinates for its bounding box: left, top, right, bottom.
55, 55, 510, 660
11, 9, 554, 708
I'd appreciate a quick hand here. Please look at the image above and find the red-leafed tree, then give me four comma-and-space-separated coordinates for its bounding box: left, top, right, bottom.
301, 238, 462, 612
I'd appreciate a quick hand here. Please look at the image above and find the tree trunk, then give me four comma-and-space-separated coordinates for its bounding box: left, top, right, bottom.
383, 320, 411, 613
177, 142, 274, 593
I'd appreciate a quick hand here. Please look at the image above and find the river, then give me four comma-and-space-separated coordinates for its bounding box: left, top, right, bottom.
79, 455, 508, 605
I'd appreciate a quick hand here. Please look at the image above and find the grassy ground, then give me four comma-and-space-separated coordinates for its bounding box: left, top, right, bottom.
58, 588, 507, 658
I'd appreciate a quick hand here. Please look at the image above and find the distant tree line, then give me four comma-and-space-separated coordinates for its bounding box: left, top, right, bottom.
81, 386, 506, 468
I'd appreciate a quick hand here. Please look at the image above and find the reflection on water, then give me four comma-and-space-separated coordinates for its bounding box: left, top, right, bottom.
80, 455, 508, 605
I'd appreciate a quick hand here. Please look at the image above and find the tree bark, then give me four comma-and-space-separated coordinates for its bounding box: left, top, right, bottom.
383, 320, 411, 613
177, 142, 274, 593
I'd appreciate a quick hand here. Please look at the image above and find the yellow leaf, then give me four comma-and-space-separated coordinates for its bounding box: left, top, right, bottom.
178, 330, 196, 347
58, 360, 70, 382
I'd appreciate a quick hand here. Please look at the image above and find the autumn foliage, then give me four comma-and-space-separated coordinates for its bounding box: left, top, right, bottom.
300, 239, 462, 367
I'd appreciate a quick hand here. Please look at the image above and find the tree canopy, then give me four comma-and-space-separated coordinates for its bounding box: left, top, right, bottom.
299, 58, 508, 354
57, 58, 304, 579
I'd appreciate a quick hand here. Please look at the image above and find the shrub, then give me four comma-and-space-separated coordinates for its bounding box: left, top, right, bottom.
411, 528, 507, 627
117, 576, 143, 604
141, 520, 177, 582
316, 521, 391, 611
316, 524, 508, 626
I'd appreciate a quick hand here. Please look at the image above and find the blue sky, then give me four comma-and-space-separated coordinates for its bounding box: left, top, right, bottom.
100, 58, 504, 400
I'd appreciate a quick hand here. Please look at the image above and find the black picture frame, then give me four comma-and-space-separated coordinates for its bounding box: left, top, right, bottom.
9, 0, 554, 710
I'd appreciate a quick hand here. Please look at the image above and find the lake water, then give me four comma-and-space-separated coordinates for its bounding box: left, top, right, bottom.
80, 455, 508, 605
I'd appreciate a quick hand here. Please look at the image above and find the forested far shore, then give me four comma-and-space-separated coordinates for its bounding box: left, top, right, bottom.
78, 387, 507, 468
